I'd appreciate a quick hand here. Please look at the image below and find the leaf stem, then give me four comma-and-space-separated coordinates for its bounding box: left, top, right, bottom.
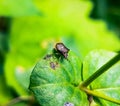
81, 87, 120, 105
4, 96, 34, 106
80, 53, 120, 87
79, 53, 120, 104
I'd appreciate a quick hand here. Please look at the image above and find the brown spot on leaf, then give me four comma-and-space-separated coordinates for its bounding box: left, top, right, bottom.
50, 62, 58, 70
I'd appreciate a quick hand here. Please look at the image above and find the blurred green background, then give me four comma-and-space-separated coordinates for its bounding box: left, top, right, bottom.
0, 0, 120, 106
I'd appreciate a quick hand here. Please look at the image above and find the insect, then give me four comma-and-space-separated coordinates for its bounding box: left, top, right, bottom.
55, 43, 70, 59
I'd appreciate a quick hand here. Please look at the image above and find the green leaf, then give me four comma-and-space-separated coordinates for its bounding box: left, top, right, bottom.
83, 50, 120, 106
0, 0, 40, 16
29, 51, 89, 106
15, 68, 32, 90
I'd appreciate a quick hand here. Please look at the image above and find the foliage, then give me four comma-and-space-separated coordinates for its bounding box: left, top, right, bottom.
0, 0, 120, 105
29, 51, 89, 106
29, 49, 120, 106
0, 0, 40, 16
83, 50, 120, 106
90, 0, 120, 38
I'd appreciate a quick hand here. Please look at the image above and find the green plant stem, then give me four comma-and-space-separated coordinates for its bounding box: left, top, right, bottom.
4, 96, 34, 106
79, 53, 120, 104
80, 53, 120, 87
81, 87, 120, 105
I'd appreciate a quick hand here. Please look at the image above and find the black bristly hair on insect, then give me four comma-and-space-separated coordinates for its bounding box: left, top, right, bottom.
43, 54, 52, 60
55, 42, 70, 59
